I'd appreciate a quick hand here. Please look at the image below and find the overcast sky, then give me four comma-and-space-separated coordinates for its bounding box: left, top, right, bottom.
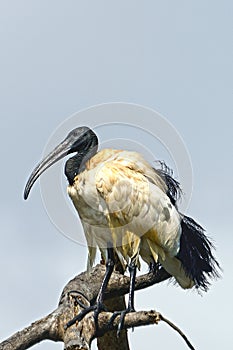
0, 1, 232, 349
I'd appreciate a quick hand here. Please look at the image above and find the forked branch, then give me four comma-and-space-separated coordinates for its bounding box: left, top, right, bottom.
0, 264, 195, 350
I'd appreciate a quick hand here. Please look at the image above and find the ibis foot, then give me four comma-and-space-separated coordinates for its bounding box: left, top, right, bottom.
65, 247, 115, 330
108, 307, 135, 336
65, 302, 108, 330
93, 301, 108, 332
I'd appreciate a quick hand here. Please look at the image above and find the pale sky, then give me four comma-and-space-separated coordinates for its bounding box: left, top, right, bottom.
0, 1, 232, 349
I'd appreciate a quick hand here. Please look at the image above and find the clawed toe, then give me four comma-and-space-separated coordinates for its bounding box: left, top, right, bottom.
108, 308, 135, 336
93, 302, 108, 331
65, 305, 95, 329
65, 302, 108, 330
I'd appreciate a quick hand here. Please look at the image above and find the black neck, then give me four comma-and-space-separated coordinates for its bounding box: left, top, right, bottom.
65, 145, 98, 185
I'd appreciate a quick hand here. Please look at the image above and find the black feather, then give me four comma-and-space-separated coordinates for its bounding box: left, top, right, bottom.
177, 215, 220, 291
154, 161, 182, 206
154, 161, 220, 291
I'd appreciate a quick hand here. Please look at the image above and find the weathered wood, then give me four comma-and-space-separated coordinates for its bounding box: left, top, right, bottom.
97, 297, 130, 350
60, 264, 170, 305
0, 308, 64, 350
0, 264, 176, 350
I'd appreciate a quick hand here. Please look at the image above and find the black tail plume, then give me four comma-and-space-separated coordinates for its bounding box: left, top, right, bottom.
177, 215, 221, 291
154, 161, 182, 206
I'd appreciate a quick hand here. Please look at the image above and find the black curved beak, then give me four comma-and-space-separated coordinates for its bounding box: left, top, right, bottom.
23, 137, 73, 200
24, 126, 98, 200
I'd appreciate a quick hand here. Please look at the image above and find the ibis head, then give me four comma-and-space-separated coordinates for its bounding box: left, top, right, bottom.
24, 126, 98, 200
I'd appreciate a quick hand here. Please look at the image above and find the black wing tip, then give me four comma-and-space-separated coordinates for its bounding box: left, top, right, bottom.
178, 215, 221, 292
153, 161, 221, 291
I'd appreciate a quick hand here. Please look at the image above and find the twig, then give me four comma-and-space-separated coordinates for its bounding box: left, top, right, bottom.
160, 314, 196, 350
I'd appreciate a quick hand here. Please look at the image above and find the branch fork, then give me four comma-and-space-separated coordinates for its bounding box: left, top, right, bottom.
0, 264, 195, 350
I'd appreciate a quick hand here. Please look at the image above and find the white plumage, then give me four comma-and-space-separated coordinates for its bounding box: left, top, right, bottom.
68, 148, 194, 289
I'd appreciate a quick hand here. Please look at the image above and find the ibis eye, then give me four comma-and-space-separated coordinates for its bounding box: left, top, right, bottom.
24, 126, 98, 199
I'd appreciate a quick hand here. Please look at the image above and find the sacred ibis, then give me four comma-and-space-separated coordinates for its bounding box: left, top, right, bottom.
24, 126, 220, 330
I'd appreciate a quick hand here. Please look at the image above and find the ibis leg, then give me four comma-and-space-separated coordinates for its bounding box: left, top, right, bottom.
93, 247, 115, 327
108, 260, 137, 335
65, 246, 115, 329
96, 247, 115, 305
127, 261, 136, 311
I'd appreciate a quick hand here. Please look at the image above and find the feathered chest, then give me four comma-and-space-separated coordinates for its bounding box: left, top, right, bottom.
67, 167, 109, 226
67, 151, 149, 224
66, 149, 171, 233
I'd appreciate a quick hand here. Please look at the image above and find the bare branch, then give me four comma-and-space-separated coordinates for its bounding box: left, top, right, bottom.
96, 296, 130, 350
0, 264, 195, 350
64, 309, 196, 350
0, 308, 64, 350
60, 264, 171, 305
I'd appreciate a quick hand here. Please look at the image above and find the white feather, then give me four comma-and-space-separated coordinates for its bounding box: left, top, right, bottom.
67, 149, 193, 288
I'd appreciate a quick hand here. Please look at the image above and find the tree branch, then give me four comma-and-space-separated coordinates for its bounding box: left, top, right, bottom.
0, 264, 195, 350
96, 296, 130, 350
0, 308, 64, 350
59, 263, 171, 305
